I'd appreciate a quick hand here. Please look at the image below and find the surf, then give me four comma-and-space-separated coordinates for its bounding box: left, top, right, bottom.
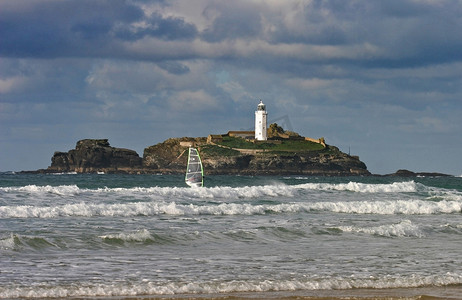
1, 273, 462, 298
0, 180, 437, 199
2, 197, 462, 219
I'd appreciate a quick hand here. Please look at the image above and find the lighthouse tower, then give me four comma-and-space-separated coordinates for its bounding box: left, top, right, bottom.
255, 100, 268, 141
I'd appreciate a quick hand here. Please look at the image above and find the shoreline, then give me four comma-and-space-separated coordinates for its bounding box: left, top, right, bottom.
117, 286, 462, 300
27, 286, 462, 300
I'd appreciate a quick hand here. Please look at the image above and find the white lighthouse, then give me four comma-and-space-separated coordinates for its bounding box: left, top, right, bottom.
255, 100, 268, 141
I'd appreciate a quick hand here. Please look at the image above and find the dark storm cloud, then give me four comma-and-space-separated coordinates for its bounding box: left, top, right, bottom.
266, 1, 462, 68
200, 2, 262, 42
156, 61, 190, 75
2, 0, 462, 68
115, 13, 198, 41
361, 1, 462, 67
0, 0, 197, 58
0, 0, 143, 57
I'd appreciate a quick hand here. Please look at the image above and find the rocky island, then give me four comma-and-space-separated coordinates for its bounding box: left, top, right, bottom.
42, 124, 371, 176
24, 100, 453, 177
48, 139, 143, 173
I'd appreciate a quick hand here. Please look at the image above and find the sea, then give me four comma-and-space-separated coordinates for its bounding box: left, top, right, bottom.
1, 173, 462, 299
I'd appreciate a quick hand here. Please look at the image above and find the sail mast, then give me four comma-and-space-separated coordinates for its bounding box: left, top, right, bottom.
185, 147, 203, 187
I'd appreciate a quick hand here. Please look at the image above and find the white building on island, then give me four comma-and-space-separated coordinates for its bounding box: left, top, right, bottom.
255, 100, 268, 141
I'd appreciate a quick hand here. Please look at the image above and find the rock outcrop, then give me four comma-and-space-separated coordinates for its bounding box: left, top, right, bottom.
143, 137, 370, 176
143, 137, 207, 171
48, 139, 142, 173
386, 169, 452, 177
41, 137, 370, 175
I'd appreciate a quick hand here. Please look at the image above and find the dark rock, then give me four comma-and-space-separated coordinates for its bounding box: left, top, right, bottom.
38, 137, 371, 175
143, 137, 207, 171
48, 139, 142, 173
392, 169, 417, 177
142, 138, 370, 176
387, 169, 452, 177
29, 138, 453, 176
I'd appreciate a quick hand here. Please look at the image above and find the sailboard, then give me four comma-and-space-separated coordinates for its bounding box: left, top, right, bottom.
185, 147, 204, 187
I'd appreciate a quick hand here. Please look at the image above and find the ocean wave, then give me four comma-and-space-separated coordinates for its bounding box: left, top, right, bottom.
0, 234, 17, 250
338, 220, 425, 238
309, 199, 462, 215
1, 273, 461, 298
0, 233, 60, 251
100, 229, 155, 244
0, 184, 81, 196
427, 190, 462, 202
0, 184, 296, 199
50, 172, 78, 175
1, 198, 461, 218
297, 181, 420, 193
0, 201, 294, 218
0, 181, 429, 201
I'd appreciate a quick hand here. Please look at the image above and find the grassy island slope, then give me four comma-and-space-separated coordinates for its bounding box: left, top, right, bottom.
42, 124, 370, 175
143, 135, 370, 176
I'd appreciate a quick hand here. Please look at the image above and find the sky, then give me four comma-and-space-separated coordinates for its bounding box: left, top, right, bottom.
1, 0, 461, 175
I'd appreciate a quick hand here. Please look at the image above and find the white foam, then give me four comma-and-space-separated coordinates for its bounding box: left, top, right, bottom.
1, 273, 461, 298
339, 220, 425, 238
307, 199, 462, 215
0, 184, 296, 200
50, 172, 77, 175
0, 181, 424, 201
427, 189, 462, 202
100, 229, 153, 242
142, 184, 296, 199
297, 181, 419, 193
2, 197, 461, 218
0, 184, 81, 196
0, 234, 16, 250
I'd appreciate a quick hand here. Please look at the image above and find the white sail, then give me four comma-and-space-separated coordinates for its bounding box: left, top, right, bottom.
185, 147, 204, 187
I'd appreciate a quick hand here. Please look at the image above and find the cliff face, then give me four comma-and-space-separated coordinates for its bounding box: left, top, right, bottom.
231, 149, 369, 176
143, 137, 207, 170
143, 138, 370, 176
48, 139, 142, 173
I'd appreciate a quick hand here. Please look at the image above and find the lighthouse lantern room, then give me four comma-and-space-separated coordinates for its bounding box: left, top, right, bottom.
255, 100, 268, 141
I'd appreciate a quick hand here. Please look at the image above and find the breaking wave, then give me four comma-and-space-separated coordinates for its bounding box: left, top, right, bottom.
1, 198, 461, 218
0, 233, 61, 251
100, 229, 155, 244
2, 180, 461, 218
0, 184, 81, 196
0, 234, 17, 250
298, 181, 420, 193
338, 220, 426, 238
0, 184, 295, 199
0, 180, 428, 198
1, 273, 462, 298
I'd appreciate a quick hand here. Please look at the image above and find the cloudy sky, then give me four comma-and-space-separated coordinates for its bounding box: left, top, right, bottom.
1, 0, 461, 175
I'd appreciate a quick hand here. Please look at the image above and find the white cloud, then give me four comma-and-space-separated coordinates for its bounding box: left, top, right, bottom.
0, 76, 25, 93
286, 78, 333, 90
169, 89, 217, 111
218, 80, 253, 104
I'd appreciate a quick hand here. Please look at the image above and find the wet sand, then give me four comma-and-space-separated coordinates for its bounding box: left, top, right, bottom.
104, 286, 462, 300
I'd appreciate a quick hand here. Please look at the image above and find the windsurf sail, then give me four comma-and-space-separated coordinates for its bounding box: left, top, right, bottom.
185, 147, 204, 187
